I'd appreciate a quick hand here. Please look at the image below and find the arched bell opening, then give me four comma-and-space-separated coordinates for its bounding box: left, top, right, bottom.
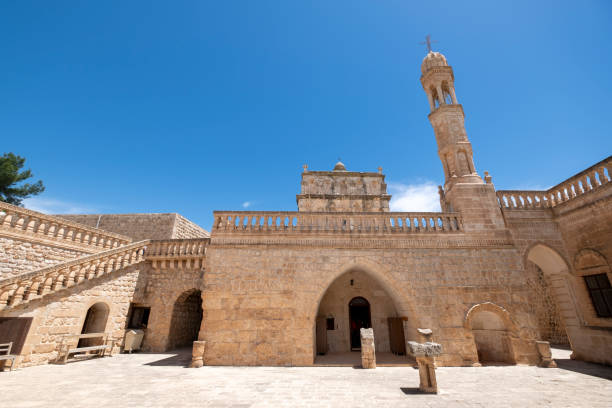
167, 289, 203, 351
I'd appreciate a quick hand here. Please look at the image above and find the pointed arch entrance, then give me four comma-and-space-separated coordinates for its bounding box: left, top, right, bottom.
314, 266, 412, 364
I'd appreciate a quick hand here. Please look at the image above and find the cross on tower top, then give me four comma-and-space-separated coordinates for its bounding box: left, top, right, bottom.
420, 35, 438, 53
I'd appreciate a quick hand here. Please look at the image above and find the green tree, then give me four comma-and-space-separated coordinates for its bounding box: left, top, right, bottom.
0, 153, 45, 206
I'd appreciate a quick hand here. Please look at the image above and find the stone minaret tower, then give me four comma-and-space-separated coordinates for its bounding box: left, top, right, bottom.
421, 50, 505, 230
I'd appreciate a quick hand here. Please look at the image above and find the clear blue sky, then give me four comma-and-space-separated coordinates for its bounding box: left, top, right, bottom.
2, 1, 611, 229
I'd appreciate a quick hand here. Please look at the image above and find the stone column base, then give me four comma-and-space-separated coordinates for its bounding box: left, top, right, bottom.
190, 341, 206, 368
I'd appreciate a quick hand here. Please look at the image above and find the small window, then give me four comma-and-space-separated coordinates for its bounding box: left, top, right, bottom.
326, 318, 335, 330
584, 274, 612, 318
128, 305, 151, 329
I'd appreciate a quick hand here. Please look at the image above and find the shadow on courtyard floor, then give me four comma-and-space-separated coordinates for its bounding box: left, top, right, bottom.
143, 348, 192, 368
554, 358, 612, 381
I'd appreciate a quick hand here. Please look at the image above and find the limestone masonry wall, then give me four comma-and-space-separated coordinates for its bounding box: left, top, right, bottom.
0, 236, 87, 278
1, 264, 144, 367
58, 213, 209, 241
201, 243, 540, 366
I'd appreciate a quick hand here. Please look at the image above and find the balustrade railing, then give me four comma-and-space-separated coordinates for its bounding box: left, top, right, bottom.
212, 211, 463, 234
0, 202, 132, 250
0, 240, 148, 310
145, 238, 210, 258
497, 156, 610, 209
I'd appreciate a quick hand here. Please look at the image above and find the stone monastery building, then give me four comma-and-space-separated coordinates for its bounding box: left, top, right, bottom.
1, 50, 611, 369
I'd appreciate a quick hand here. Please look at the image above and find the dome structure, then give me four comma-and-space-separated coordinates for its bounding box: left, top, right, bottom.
333, 161, 347, 171
421, 51, 448, 75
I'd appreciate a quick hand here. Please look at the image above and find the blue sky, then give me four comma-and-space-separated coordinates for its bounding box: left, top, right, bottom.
2, 1, 611, 230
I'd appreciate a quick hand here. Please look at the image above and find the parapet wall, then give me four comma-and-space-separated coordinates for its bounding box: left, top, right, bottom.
0, 202, 132, 279
58, 213, 209, 241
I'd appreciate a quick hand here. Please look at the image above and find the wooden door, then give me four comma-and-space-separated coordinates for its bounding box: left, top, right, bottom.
316, 317, 327, 355
387, 317, 406, 355
0, 317, 33, 354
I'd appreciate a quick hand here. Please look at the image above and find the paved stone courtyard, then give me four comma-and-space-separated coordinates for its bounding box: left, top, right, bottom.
1, 348, 610, 407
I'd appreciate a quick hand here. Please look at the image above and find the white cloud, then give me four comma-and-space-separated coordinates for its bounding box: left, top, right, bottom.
22, 197, 100, 214
241, 201, 252, 209
388, 181, 441, 212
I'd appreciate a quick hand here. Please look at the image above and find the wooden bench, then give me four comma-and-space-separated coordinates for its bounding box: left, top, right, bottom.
0, 342, 17, 371
59, 333, 114, 364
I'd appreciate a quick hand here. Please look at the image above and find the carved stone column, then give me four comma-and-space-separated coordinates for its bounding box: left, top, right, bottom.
407, 340, 442, 394
190, 340, 206, 368
360, 328, 376, 369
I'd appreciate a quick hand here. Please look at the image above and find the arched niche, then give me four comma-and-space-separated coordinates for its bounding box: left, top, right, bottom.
465, 302, 518, 364
79, 302, 110, 348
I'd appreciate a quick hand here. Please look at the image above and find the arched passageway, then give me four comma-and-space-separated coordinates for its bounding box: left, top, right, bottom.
167, 289, 203, 350
466, 304, 516, 364
79, 302, 109, 347
526, 244, 576, 351
315, 269, 408, 364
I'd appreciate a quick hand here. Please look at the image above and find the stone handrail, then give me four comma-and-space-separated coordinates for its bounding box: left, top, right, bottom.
497, 156, 611, 209
212, 211, 463, 234
0, 202, 132, 250
0, 240, 149, 311
145, 238, 210, 259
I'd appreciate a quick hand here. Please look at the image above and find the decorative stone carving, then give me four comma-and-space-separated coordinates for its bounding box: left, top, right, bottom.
535, 341, 556, 368
407, 338, 442, 394
190, 340, 206, 368
360, 328, 376, 369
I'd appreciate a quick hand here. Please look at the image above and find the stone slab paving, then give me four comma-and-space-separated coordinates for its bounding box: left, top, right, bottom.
1, 348, 611, 407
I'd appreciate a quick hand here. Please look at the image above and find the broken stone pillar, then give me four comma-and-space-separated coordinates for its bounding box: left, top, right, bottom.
406, 340, 442, 394
536, 341, 557, 368
190, 340, 206, 368
360, 328, 376, 369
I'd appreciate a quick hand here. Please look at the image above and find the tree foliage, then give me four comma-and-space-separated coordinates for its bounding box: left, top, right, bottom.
0, 153, 45, 206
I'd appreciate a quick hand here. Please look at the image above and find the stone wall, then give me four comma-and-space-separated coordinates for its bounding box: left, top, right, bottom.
0, 264, 145, 367
173, 214, 210, 239
133, 263, 204, 352
297, 169, 391, 212
201, 242, 540, 367
58, 213, 209, 241
0, 236, 88, 279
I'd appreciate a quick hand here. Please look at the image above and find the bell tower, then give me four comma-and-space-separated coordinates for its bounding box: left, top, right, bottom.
420, 47, 505, 231
420, 51, 482, 187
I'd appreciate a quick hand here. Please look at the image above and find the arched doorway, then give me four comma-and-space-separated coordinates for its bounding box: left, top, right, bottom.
167, 289, 203, 350
467, 307, 515, 364
315, 268, 407, 362
79, 302, 109, 347
349, 297, 371, 350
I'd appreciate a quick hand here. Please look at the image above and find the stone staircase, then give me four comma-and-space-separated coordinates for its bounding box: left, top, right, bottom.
0, 240, 149, 311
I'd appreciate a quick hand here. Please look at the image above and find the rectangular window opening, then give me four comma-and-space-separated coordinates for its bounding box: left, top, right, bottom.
128, 305, 151, 329
326, 318, 335, 330
584, 274, 612, 318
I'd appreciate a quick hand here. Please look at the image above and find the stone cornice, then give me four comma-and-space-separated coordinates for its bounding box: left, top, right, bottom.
210, 235, 514, 250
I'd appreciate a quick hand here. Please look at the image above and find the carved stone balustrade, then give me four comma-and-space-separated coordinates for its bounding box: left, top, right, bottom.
145, 238, 210, 270
497, 156, 610, 210
0, 202, 132, 251
0, 240, 149, 311
212, 211, 463, 235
